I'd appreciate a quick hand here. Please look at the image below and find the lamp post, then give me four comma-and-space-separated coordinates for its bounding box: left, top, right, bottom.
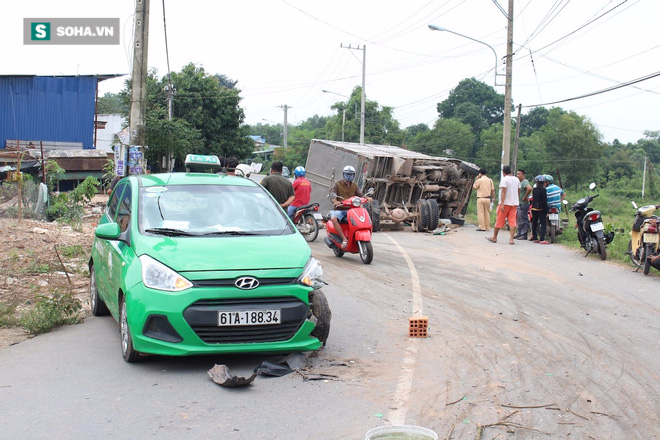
428, 21, 513, 174
322, 90, 358, 142
427, 25, 503, 86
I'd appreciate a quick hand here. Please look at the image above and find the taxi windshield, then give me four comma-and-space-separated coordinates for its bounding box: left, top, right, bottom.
138, 184, 292, 236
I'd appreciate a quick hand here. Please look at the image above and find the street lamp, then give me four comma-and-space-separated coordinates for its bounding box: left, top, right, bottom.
427, 24, 503, 86
322, 90, 358, 142
428, 22, 513, 176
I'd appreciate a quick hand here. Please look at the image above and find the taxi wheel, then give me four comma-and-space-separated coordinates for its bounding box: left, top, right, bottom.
89, 264, 109, 316
120, 297, 141, 363
310, 289, 331, 346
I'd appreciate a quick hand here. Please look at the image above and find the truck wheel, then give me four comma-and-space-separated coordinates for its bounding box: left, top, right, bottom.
369, 199, 381, 232
310, 289, 331, 346
415, 200, 430, 232
427, 199, 439, 231
449, 216, 465, 226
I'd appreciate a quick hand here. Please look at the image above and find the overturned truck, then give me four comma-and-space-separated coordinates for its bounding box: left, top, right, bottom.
305, 139, 480, 232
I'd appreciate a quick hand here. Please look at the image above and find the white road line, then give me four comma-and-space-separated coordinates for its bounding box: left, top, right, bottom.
384, 233, 422, 425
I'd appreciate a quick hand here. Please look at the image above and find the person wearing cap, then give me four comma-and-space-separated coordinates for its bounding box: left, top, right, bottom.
473, 168, 495, 231
486, 165, 519, 245
530, 175, 549, 244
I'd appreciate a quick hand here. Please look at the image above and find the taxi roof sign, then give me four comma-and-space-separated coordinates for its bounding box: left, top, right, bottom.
185, 154, 222, 172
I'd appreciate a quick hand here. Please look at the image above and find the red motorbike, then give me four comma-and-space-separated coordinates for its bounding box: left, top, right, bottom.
324, 194, 374, 264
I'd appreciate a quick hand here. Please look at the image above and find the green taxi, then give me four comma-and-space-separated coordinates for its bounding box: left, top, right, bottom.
89, 161, 329, 362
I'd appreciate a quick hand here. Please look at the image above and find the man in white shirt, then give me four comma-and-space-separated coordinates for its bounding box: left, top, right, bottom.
486, 165, 520, 245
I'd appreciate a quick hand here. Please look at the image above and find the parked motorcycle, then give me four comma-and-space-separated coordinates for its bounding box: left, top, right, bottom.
291, 202, 322, 242
627, 202, 660, 274
569, 183, 614, 260
324, 193, 374, 264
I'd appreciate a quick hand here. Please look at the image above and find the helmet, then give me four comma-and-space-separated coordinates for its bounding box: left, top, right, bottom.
342, 165, 356, 182
235, 164, 251, 178
294, 166, 306, 178
534, 174, 546, 182
544, 174, 554, 184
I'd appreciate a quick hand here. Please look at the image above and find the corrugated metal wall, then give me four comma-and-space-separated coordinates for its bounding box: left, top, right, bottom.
0, 76, 97, 149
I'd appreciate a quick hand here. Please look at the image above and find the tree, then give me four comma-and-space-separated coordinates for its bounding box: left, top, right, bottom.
520, 107, 552, 137
540, 109, 603, 190
437, 78, 505, 125
324, 86, 403, 145
144, 109, 203, 172
97, 92, 128, 114
167, 64, 253, 160
409, 119, 474, 159
121, 64, 254, 167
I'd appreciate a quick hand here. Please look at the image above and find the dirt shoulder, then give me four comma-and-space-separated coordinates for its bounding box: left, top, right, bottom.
0, 195, 107, 349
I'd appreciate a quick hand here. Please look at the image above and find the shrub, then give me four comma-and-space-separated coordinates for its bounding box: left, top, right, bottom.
19, 291, 83, 334
0, 303, 19, 328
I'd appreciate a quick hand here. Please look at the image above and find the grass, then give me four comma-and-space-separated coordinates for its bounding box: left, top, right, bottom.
18, 291, 83, 335
464, 185, 645, 267
0, 303, 19, 328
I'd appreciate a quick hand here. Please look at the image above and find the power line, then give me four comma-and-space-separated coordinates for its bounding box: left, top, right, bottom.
524, 70, 660, 108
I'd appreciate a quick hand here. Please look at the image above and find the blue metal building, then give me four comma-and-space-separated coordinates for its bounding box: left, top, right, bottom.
0, 75, 121, 150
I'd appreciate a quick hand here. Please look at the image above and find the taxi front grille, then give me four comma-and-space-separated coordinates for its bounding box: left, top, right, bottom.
184, 297, 307, 344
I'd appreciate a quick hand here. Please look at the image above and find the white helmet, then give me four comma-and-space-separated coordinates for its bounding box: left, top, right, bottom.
235, 164, 252, 178
342, 165, 356, 183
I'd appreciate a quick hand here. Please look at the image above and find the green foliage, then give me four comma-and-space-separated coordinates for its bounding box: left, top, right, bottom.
46, 176, 99, 222
539, 109, 602, 191
19, 291, 82, 335
0, 303, 19, 328
97, 92, 129, 114
45, 160, 65, 192
121, 64, 254, 168
437, 78, 505, 125
23, 261, 51, 274
58, 244, 86, 258
409, 119, 474, 159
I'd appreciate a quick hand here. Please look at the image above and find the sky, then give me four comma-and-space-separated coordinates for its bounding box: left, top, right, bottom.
2, 0, 659, 145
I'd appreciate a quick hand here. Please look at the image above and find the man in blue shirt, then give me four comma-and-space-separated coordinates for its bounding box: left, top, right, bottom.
545, 174, 565, 211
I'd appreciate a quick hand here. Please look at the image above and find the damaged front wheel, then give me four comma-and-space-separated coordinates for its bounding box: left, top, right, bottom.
310, 289, 331, 346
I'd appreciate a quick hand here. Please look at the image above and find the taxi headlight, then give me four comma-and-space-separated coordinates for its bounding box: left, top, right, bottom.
139, 255, 193, 292
297, 257, 324, 290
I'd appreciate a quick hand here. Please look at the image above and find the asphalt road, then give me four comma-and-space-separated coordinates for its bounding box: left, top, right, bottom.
1, 225, 659, 439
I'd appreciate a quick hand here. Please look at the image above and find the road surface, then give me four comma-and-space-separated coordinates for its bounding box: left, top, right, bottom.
1, 225, 658, 439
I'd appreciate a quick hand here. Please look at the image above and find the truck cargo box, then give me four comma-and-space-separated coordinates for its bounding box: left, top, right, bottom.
305, 139, 479, 232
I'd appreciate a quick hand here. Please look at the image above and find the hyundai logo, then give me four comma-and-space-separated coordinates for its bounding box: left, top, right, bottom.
235, 276, 259, 290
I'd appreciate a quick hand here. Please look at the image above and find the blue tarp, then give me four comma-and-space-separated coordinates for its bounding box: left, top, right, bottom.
0, 76, 97, 149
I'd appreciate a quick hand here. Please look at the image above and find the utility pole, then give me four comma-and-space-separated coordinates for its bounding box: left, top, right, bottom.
512, 104, 522, 171
341, 43, 366, 144
501, 0, 514, 172
642, 156, 647, 198
280, 105, 290, 148
128, 0, 150, 175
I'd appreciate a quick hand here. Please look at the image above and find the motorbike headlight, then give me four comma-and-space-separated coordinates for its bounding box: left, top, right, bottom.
352, 197, 361, 207
139, 254, 193, 292
297, 257, 325, 290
